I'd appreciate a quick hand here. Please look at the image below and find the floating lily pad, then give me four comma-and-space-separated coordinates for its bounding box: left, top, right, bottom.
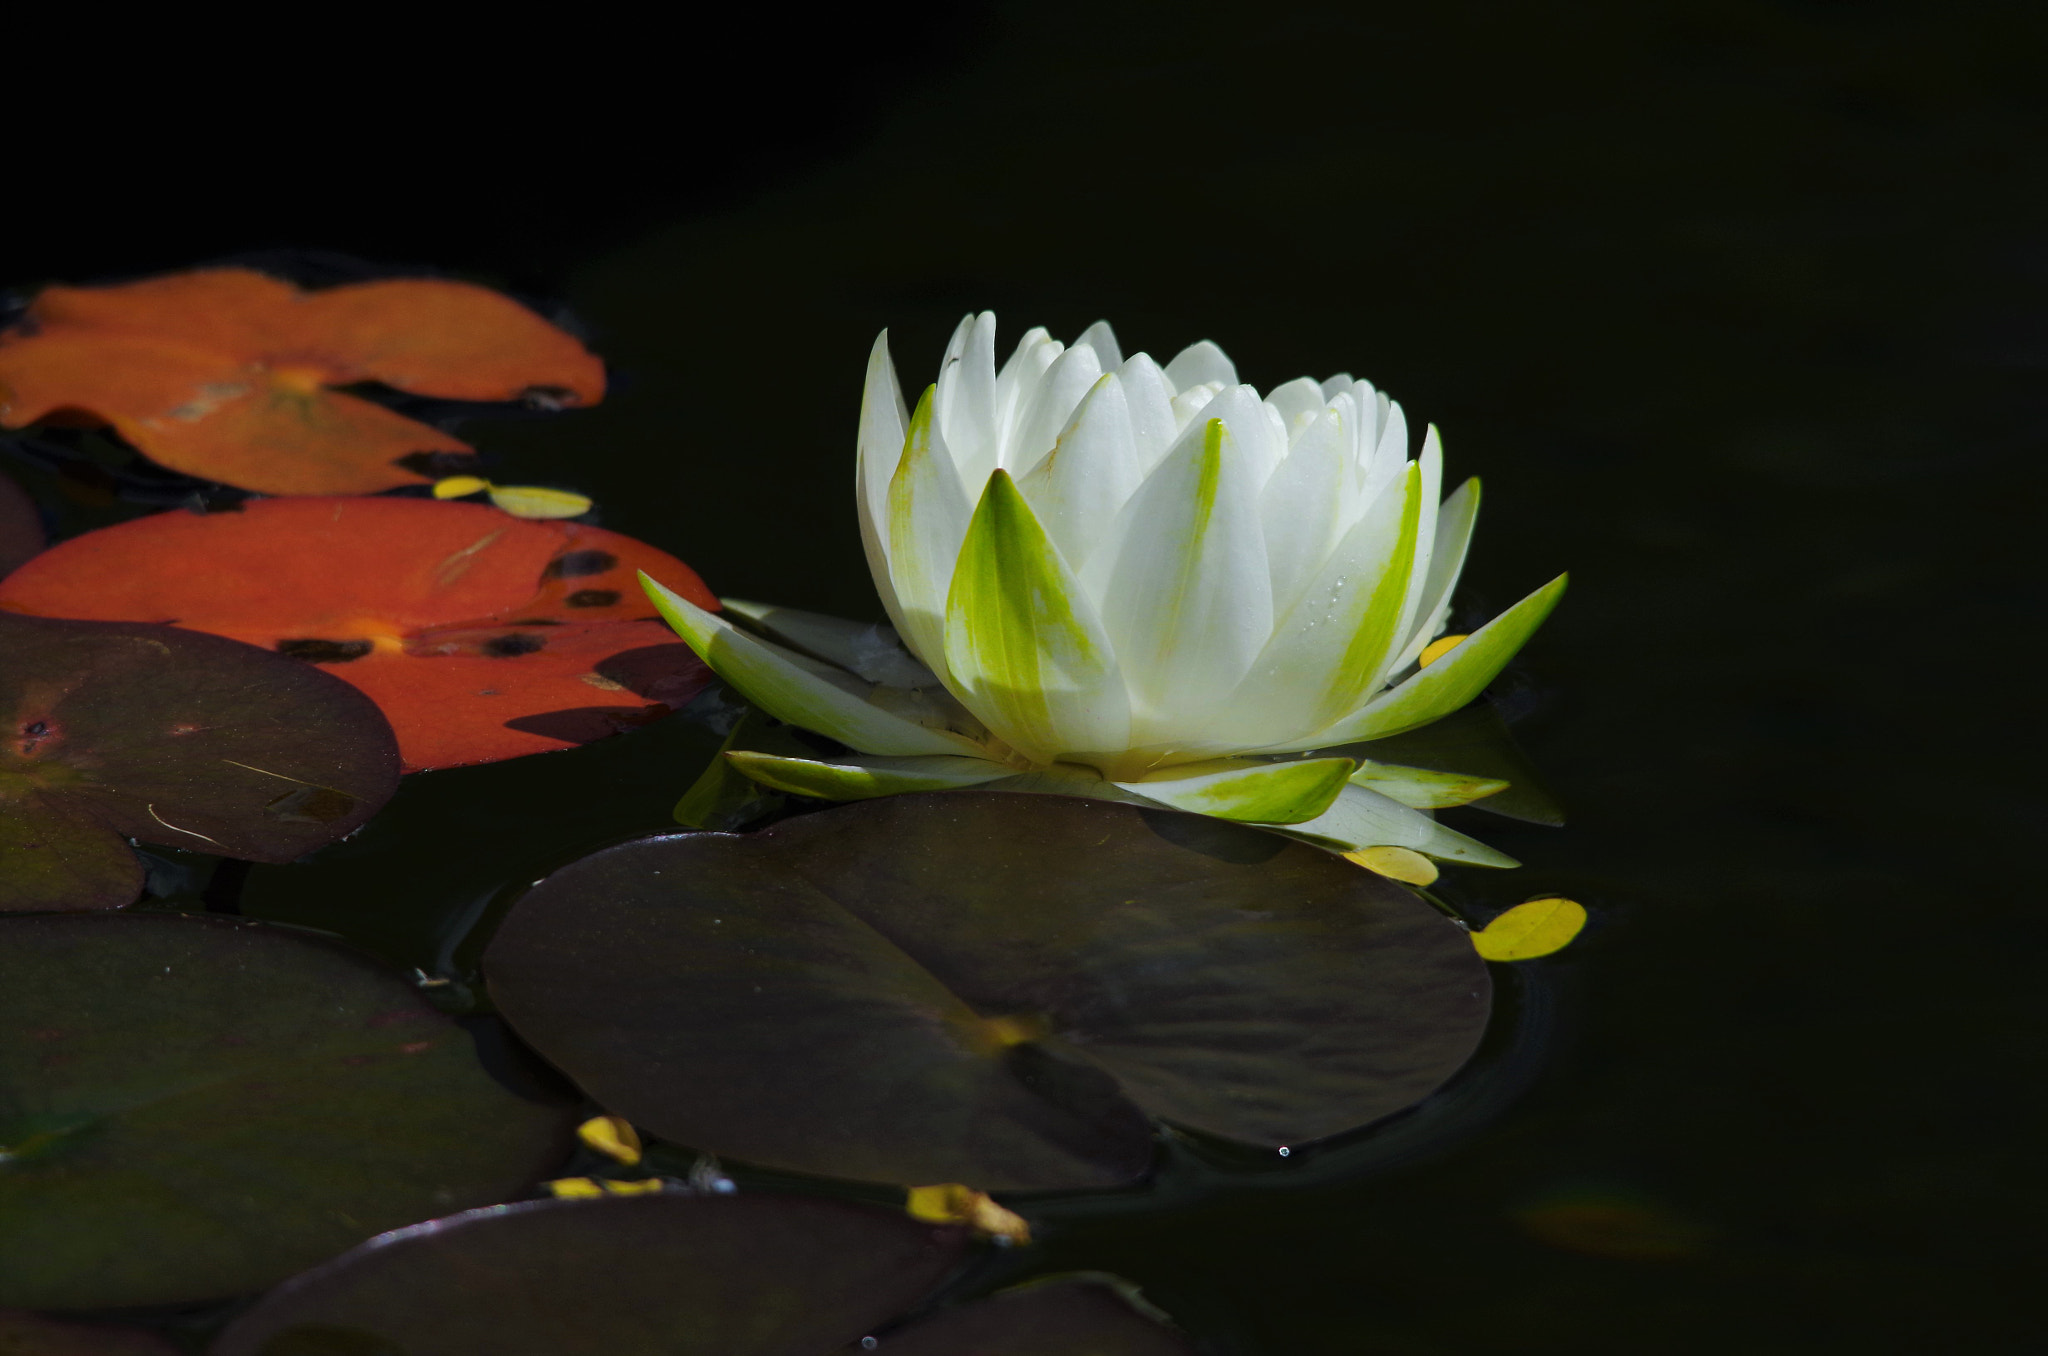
0, 612, 400, 911
0, 470, 43, 577
875, 1277, 1195, 1356
485, 792, 1491, 1189
0, 1310, 178, 1355
0, 497, 717, 770
212, 1195, 969, 1356
0, 912, 576, 1310
0, 268, 603, 496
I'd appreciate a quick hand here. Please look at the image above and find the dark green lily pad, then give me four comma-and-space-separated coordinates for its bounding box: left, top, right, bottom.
0, 912, 576, 1310
0, 470, 43, 578
866, 1277, 1195, 1355
213, 1194, 970, 1356
485, 792, 1490, 1189
0, 1309, 178, 1355
0, 612, 400, 911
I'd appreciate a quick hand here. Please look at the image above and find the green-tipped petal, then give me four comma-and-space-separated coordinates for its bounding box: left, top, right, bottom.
724, 750, 1009, 800
1119, 757, 1356, 825
1283, 782, 1520, 867
885, 385, 972, 686
1349, 759, 1508, 809
944, 469, 1130, 763
719, 598, 936, 688
641, 573, 976, 758
1285, 573, 1569, 749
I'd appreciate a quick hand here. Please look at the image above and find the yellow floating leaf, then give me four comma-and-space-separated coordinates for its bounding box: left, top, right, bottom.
432, 475, 492, 499
596, 1177, 665, 1196
1471, 896, 1586, 961
1419, 633, 1468, 667
1344, 844, 1439, 886
576, 1114, 643, 1165
905, 1183, 1032, 1244
544, 1176, 605, 1199
487, 484, 593, 519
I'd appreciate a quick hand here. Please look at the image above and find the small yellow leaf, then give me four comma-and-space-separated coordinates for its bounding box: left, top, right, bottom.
596, 1177, 665, 1196
576, 1114, 643, 1165
487, 484, 593, 519
432, 475, 492, 499
905, 1183, 1032, 1244
1472, 896, 1586, 960
544, 1176, 605, 1199
1344, 844, 1439, 886
1419, 633, 1468, 667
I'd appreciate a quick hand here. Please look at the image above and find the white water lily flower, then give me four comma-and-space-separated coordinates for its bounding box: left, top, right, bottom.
644, 315, 1565, 866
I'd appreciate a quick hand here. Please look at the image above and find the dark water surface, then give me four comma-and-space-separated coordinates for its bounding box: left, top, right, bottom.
21, 2, 2046, 1351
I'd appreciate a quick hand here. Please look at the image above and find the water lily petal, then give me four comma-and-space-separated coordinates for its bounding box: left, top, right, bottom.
937, 312, 1001, 488
1258, 402, 1349, 617
1389, 425, 1445, 662
1115, 352, 1180, 470
1007, 342, 1103, 478
1096, 416, 1273, 742
1117, 757, 1355, 824
1228, 461, 1420, 745
1163, 339, 1237, 390
1296, 572, 1568, 747
1200, 384, 1286, 489
945, 470, 1130, 763
886, 386, 974, 685
718, 598, 937, 689
1168, 379, 1223, 435
992, 327, 1058, 460
856, 331, 911, 632
642, 574, 975, 757
1283, 782, 1520, 866
1073, 319, 1123, 370
1265, 376, 1327, 434
1016, 373, 1144, 574
1349, 759, 1508, 809
1390, 474, 1480, 672
725, 749, 1010, 799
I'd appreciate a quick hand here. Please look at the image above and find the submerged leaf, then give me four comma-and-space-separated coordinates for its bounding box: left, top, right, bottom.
0, 612, 399, 911
0, 912, 575, 1309
484, 792, 1490, 1189
0, 498, 717, 771
0, 269, 604, 496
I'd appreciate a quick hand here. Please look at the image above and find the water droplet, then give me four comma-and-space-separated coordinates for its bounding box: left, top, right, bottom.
1277, 1146, 1291, 1157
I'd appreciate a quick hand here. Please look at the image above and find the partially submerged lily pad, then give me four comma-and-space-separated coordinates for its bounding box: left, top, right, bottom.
213, 1194, 1191, 1356
212, 1195, 969, 1356
0, 497, 717, 770
0, 268, 604, 496
0, 912, 576, 1310
0, 1310, 177, 1355
0, 612, 399, 911
485, 792, 1491, 1190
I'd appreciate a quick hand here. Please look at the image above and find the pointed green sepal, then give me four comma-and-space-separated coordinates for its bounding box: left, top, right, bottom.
1118, 757, 1357, 825
641, 573, 975, 758
1348, 759, 1509, 809
1302, 573, 1568, 747
1281, 782, 1519, 866
724, 750, 1010, 800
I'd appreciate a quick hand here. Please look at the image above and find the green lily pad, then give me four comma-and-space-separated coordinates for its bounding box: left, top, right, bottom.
0, 470, 43, 578
212, 1195, 971, 1356
0, 912, 576, 1310
869, 1277, 1195, 1355
0, 1310, 177, 1356
485, 792, 1490, 1189
0, 612, 400, 911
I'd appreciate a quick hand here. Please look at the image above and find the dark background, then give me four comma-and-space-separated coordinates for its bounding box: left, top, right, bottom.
12, 2, 2043, 1351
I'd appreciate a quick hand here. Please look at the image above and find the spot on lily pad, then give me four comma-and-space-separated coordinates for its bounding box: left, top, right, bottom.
0, 497, 718, 771
484, 792, 1490, 1190
0, 612, 399, 912
0, 268, 604, 496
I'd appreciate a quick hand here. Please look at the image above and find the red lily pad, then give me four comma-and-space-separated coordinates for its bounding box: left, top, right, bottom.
0, 612, 399, 912
0, 469, 43, 577
0, 497, 718, 771
0, 268, 604, 495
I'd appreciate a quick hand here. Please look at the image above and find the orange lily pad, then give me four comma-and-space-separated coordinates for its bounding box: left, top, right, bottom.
0, 269, 605, 496
0, 497, 719, 772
